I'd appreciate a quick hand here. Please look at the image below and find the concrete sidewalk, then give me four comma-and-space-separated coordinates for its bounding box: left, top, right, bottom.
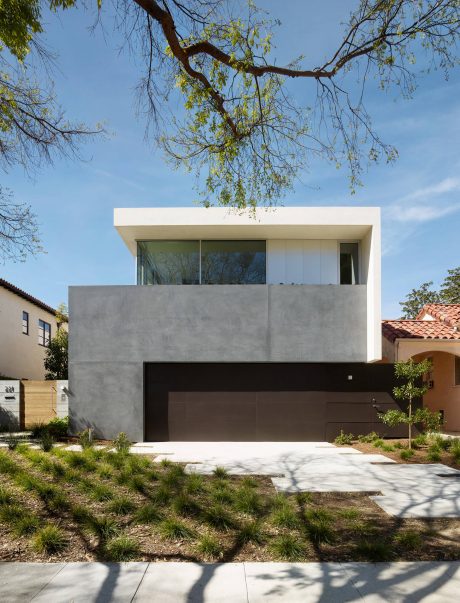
1, 561, 459, 602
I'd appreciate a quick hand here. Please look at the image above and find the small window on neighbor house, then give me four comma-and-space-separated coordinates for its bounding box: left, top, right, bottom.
22, 311, 29, 335
38, 319, 51, 347
455, 356, 460, 386
340, 243, 359, 284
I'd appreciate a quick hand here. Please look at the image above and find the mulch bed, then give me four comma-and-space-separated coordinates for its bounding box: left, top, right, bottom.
1, 444, 459, 563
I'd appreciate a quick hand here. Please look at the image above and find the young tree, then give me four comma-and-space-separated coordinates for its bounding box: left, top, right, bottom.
379, 358, 432, 449
1, 1, 460, 210
399, 282, 441, 319
440, 267, 460, 303
44, 328, 68, 380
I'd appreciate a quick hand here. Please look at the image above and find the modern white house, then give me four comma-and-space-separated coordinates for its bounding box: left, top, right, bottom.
69, 206, 406, 441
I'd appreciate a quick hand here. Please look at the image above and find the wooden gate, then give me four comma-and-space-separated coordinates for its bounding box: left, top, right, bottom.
21, 381, 57, 428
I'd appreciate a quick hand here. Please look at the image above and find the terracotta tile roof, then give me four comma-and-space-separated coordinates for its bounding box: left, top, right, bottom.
416, 303, 460, 326
382, 319, 460, 343
0, 278, 58, 316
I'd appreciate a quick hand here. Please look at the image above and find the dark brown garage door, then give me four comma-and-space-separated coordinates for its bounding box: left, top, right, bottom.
144, 363, 408, 441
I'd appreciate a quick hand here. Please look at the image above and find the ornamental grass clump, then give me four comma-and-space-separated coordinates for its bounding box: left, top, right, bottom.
196, 534, 223, 559
270, 534, 305, 561
233, 487, 263, 516
271, 506, 299, 530
133, 503, 163, 525
33, 525, 68, 554
355, 538, 392, 562
113, 432, 131, 455
237, 520, 265, 545
108, 497, 136, 516
160, 517, 195, 541
104, 535, 139, 561
203, 504, 235, 531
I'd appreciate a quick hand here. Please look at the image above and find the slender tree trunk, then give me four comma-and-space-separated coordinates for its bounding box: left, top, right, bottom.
408, 395, 412, 449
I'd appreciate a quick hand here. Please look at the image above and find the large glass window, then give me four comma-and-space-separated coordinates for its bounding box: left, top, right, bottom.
137, 241, 200, 285
340, 242, 359, 285
201, 240, 266, 284
137, 240, 266, 284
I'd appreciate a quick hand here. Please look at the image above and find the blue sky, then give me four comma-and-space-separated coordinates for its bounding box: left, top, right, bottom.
1, 0, 459, 317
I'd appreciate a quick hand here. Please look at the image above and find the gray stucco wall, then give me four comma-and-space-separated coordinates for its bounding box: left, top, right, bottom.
69, 284, 367, 440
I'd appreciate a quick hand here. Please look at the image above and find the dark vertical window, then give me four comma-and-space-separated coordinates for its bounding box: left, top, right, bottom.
137, 240, 200, 285
22, 311, 29, 335
455, 356, 460, 386
38, 319, 51, 346
201, 240, 266, 284
340, 242, 360, 284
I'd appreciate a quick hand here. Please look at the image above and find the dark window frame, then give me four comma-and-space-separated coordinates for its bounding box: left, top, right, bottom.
38, 319, 51, 347
455, 356, 460, 386
22, 311, 29, 335
339, 241, 360, 285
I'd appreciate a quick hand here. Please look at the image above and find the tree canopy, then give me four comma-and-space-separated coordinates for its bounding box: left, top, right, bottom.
0, 0, 459, 215
400, 267, 460, 318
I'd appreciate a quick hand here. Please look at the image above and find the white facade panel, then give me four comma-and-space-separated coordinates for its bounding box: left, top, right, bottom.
285, 241, 304, 284
266, 240, 285, 284
320, 240, 338, 285
303, 240, 321, 284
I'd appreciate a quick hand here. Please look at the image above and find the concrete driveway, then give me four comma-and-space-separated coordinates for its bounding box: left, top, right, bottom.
131, 441, 460, 518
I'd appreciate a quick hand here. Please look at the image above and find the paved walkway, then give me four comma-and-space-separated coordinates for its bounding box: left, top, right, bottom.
1, 561, 459, 602
131, 442, 460, 518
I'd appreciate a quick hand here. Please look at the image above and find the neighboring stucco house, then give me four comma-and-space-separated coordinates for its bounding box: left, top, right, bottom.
69, 206, 410, 442
0, 279, 64, 380
382, 304, 460, 433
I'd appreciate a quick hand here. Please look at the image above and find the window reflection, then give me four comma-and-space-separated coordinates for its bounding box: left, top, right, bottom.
201, 240, 266, 284
137, 240, 199, 285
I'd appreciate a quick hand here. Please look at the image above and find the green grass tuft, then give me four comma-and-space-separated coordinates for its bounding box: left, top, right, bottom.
172, 494, 200, 517
237, 521, 265, 545
87, 516, 120, 540
271, 506, 299, 530
203, 504, 236, 530
427, 447, 441, 462
184, 473, 205, 494
160, 517, 195, 540
400, 449, 415, 460
213, 466, 229, 479
196, 534, 223, 559
33, 525, 68, 554
12, 514, 40, 536
133, 503, 163, 525
104, 535, 139, 561
270, 534, 306, 561
90, 484, 114, 502
108, 497, 136, 516
233, 487, 263, 516
0, 486, 14, 505
393, 530, 423, 551
355, 539, 393, 562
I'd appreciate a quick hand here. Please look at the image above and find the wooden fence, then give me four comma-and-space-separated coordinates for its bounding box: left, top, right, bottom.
21, 381, 58, 428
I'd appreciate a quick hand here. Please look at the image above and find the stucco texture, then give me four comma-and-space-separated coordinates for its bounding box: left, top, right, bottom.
69, 284, 367, 440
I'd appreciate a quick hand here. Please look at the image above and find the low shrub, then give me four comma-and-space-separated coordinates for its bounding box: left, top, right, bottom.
270, 534, 305, 561
427, 447, 441, 462
33, 524, 68, 554
78, 429, 94, 450
381, 444, 395, 452
46, 417, 68, 439
430, 435, 450, 451
400, 449, 415, 460
39, 431, 54, 452
160, 517, 195, 540
372, 438, 385, 448
450, 439, 460, 463
357, 432, 379, 443
196, 534, 223, 559
30, 422, 47, 439
113, 432, 131, 455
413, 434, 428, 449
334, 430, 354, 445
104, 535, 139, 561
